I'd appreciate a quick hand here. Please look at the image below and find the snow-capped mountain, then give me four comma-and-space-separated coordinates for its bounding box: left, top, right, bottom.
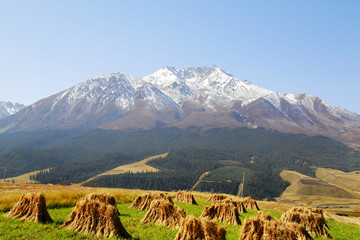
142, 66, 273, 107
0, 101, 25, 119
1, 65, 359, 146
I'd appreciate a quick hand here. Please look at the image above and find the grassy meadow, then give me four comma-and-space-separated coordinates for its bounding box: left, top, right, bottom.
0, 183, 360, 239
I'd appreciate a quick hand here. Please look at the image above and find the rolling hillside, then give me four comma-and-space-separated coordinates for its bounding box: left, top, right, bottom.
316, 168, 360, 195
4, 168, 51, 184
279, 170, 360, 207
1, 127, 359, 201
82, 153, 167, 184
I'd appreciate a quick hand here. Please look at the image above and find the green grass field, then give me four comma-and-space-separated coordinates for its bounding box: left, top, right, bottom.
1, 198, 359, 240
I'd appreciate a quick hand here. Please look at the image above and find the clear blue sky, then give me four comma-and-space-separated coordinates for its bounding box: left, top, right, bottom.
1, 1, 359, 114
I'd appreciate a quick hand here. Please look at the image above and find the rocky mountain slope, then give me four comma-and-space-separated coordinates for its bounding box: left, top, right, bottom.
1, 65, 359, 146
0, 101, 25, 120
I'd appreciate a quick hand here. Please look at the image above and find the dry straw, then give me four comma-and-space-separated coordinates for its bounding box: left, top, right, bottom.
207, 194, 228, 203
174, 215, 226, 240
216, 198, 247, 213
174, 191, 197, 205
241, 196, 260, 210
200, 202, 241, 225
208, 194, 248, 213
239, 211, 312, 240
233, 200, 247, 213
129, 192, 173, 210
4, 193, 53, 223
61, 193, 131, 239
141, 199, 186, 228
280, 206, 331, 238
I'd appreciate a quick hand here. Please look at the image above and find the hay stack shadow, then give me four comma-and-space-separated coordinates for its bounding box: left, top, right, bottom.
61, 193, 131, 239
174, 191, 197, 205
229, 199, 247, 213
141, 199, 186, 228
239, 211, 313, 240
4, 193, 53, 223
175, 215, 226, 240
129, 192, 173, 211
281, 206, 331, 238
200, 202, 241, 225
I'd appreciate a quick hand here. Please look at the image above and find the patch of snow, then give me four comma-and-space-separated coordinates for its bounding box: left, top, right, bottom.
0, 101, 26, 119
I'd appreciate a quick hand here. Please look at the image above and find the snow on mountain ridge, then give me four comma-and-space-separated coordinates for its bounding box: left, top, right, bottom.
1, 65, 359, 146
53, 66, 358, 126
283, 93, 359, 121
0, 101, 25, 119
134, 83, 181, 112
142, 65, 275, 107
49, 73, 139, 113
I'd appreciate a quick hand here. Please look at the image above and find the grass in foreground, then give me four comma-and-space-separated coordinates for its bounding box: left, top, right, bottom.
0, 197, 359, 239
319, 220, 360, 240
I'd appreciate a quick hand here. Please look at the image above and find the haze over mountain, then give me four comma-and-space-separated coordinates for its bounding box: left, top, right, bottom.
0, 101, 25, 120
0, 66, 359, 146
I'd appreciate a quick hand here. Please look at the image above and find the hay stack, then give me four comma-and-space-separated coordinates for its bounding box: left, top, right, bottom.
62, 193, 131, 239
4, 193, 53, 223
239, 211, 312, 240
82, 192, 117, 205
129, 192, 173, 210
141, 199, 186, 228
241, 197, 260, 210
208, 197, 247, 213
174, 215, 226, 240
234, 200, 247, 213
200, 202, 241, 225
219, 198, 247, 213
174, 191, 197, 205
280, 207, 331, 238
207, 194, 227, 203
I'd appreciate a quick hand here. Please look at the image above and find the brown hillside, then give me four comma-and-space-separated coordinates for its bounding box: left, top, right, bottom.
279, 170, 360, 206
316, 168, 360, 196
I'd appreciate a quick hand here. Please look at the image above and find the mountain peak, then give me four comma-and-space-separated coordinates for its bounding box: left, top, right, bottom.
209, 64, 230, 74
153, 65, 232, 77
162, 66, 177, 72
0, 101, 25, 119
89, 72, 137, 82
182, 65, 233, 79
144, 65, 235, 88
